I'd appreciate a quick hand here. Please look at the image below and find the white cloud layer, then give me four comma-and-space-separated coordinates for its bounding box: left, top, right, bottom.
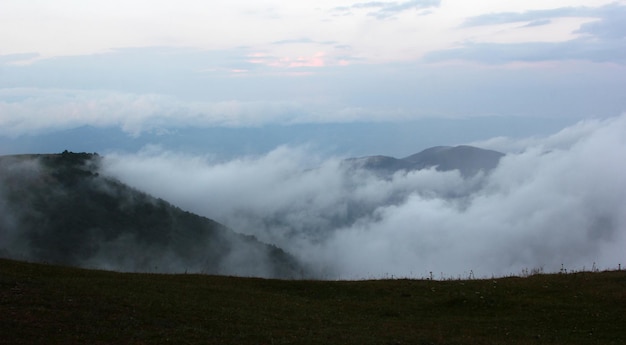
0, 88, 308, 136
101, 114, 626, 279
2, 54, 625, 137
467, 116, 623, 153
1, 0, 622, 64
0, 87, 437, 138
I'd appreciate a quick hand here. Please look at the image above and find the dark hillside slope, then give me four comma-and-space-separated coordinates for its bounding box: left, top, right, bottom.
0, 152, 303, 278
344, 155, 413, 174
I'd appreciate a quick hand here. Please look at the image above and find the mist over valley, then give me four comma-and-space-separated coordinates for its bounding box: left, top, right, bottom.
1, 116, 624, 279
100, 116, 626, 279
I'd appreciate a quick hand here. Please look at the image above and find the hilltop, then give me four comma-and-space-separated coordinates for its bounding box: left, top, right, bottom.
0, 151, 304, 278
345, 145, 504, 177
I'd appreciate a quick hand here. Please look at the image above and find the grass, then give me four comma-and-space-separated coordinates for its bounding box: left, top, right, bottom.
1, 258, 625, 344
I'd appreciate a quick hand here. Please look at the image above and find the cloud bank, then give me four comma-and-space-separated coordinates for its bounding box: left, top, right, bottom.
0, 88, 307, 137
2, 53, 625, 139
101, 114, 626, 279
426, 3, 626, 64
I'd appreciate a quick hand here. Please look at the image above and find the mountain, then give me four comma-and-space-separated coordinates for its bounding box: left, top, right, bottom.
0, 151, 304, 278
346, 145, 505, 177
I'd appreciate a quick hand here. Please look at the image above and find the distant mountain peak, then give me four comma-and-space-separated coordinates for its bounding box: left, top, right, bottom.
347, 145, 504, 177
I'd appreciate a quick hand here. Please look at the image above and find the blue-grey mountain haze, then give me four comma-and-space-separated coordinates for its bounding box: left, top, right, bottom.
1, 0, 625, 278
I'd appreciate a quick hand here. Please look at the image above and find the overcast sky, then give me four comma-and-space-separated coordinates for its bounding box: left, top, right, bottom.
1, 1, 626, 278
1, 0, 626, 156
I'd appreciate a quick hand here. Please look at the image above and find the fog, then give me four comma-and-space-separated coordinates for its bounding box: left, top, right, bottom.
0, 157, 40, 261
0, 153, 305, 277
101, 115, 626, 279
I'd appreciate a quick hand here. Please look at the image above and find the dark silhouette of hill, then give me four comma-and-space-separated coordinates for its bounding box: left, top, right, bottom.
0, 151, 304, 278
346, 145, 504, 177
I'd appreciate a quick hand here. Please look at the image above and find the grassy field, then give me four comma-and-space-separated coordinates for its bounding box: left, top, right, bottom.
1, 258, 625, 344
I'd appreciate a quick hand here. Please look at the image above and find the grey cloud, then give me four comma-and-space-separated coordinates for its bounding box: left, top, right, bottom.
2, 47, 625, 141
575, 4, 626, 39
522, 19, 552, 28
461, 3, 624, 29
0, 53, 40, 64
2, 59, 625, 142
102, 115, 626, 279
334, 0, 440, 19
423, 37, 626, 64
438, 3, 626, 64
426, 37, 614, 63
0, 47, 266, 94
460, 6, 595, 27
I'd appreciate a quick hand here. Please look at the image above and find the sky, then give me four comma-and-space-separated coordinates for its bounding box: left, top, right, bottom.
1, 0, 626, 157
1, 1, 626, 278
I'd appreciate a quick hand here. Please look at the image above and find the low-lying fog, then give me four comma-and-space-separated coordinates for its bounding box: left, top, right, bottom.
96, 115, 626, 279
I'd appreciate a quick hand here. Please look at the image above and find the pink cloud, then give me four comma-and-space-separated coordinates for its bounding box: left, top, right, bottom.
286, 52, 326, 68
248, 52, 337, 69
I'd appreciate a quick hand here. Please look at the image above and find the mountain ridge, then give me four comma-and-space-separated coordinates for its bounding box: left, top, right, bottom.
0, 145, 505, 278
346, 145, 504, 177
0, 151, 305, 278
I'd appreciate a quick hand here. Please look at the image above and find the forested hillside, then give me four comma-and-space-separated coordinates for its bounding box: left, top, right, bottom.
0, 151, 304, 278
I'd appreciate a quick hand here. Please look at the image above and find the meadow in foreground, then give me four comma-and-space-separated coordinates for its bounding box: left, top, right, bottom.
1, 258, 625, 344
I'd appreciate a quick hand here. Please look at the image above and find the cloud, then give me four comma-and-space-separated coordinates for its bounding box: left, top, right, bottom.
2, 52, 626, 139
426, 3, 626, 64
522, 19, 552, 28
460, 6, 598, 27
0, 53, 40, 65
101, 114, 626, 279
0, 87, 435, 137
253, 52, 329, 68
1, 0, 617, 67
0, 88, 309, 137
575, 3, 626, 39
423, 39, 626, 64
2, 45, 625, 140
466, 116, 621, 153
334, 0, 440, 19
